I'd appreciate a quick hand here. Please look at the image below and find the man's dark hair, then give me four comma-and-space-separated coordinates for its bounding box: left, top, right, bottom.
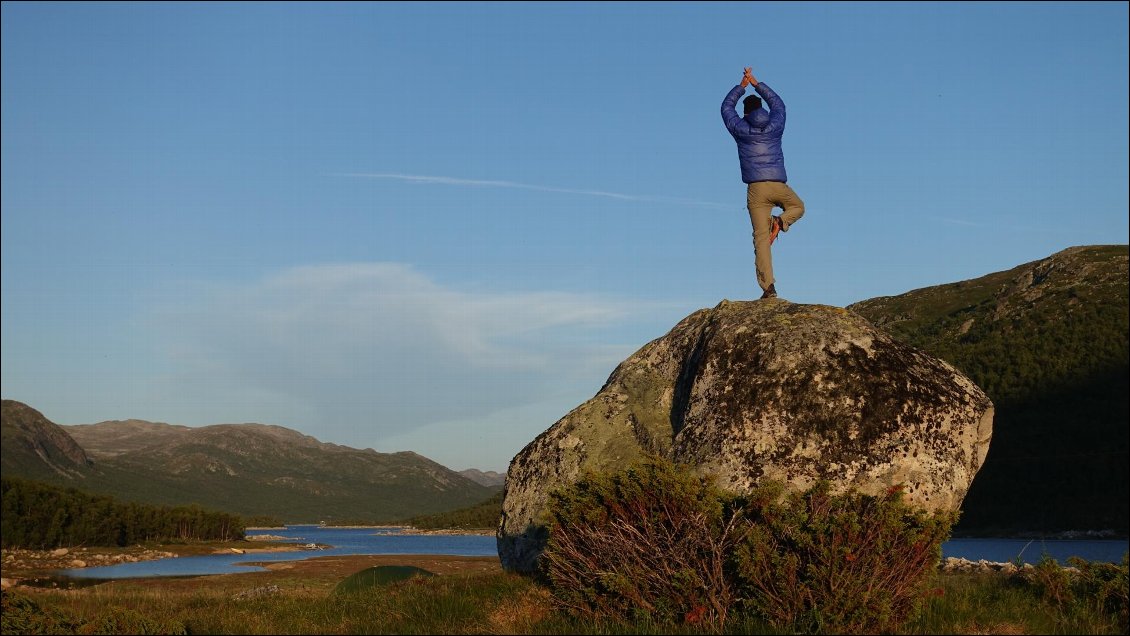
743, 95, 762, 115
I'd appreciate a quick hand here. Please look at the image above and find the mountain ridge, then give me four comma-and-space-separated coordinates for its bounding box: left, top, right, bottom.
458, 469, 506, 487
1, 402, 495, 523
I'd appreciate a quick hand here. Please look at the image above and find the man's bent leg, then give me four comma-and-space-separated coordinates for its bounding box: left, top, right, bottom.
772, 182, 805, 231
747, 182, 775, 291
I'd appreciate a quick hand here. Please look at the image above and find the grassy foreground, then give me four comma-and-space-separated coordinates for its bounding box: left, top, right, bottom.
3, 553, 1126, 635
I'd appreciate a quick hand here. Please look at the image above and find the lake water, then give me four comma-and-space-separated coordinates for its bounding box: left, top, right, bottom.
56, 526, 1128, 580
943, 538, 1127, 564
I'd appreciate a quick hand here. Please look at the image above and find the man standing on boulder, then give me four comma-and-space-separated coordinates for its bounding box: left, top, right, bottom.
721, 67, 805, 299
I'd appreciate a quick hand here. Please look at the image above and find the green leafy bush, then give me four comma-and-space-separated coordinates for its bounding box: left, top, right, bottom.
1068, 554, 1129, 633
1026, 554, 1075, 606
730, 482, 955, 634
1021, 553, 1129, 633
541, 459, 742, 626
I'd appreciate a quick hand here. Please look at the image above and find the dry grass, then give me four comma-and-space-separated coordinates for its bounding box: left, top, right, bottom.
5, 553, 1126, 635
957, 621, 1029, 635
487, 585, 555, 634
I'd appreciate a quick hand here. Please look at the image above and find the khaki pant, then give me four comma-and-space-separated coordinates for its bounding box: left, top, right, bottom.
746, 181, 805, 291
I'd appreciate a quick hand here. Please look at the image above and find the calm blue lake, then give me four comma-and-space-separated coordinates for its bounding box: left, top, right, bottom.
943, 538, 1128, 565
57, 526, 496, 579
56, 526, 1128, 579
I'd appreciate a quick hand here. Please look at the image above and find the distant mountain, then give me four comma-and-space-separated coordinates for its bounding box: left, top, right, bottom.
0, 402, 496, 523
65, 419, 193, 458
849, 245, 1128, 535
459, 468, 506, 488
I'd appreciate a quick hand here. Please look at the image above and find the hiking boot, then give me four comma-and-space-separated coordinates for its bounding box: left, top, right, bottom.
760, 284, 777, 299
769, 216, 783, 245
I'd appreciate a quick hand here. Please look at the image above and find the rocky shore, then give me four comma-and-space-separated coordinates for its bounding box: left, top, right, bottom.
2, 546, 176, 572
246, 534, 290, 541
296, 525, 495, 536
396, 527, 495, 536
1, 546, 177, 588
939, 556, 1079, 576
0, 540, 310, 589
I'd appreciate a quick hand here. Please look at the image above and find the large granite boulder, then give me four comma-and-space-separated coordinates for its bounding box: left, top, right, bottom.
498, 299, 994, 573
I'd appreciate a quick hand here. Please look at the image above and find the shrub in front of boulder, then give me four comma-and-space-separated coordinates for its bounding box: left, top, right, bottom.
540, 459, 742, 627
730, 481, 955, 634
541, 460, 955, 634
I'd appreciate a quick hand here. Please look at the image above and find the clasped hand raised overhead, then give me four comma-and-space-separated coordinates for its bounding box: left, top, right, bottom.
740, 67, 758, 88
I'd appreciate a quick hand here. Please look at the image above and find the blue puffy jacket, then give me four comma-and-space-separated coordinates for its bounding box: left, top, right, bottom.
721, 82, 788, 183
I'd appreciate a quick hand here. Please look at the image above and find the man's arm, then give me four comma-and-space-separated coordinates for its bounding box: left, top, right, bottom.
754, 81, 786, 133
721, 68, 752, 134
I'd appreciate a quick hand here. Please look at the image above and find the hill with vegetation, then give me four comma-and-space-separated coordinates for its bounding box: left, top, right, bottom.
0, 401, 495, 523
849, 245, 1128, 535
402, 490, 503, 530
0, 400, 93, 481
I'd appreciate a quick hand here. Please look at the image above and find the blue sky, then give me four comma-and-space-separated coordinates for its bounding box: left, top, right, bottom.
2, 2, 1127, 473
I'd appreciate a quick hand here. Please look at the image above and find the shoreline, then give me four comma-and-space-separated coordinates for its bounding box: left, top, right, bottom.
949, 530, 1129, 541
394, 527, 495, 536
0, 540, 312, 585
246, 525, 497, 537
6, 529, 1122, 586
0, 548, 1062, 589
4, 540, 1122, 590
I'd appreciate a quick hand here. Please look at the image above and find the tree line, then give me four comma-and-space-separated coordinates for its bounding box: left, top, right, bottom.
1, 477, 245, 549
402, 490, 503, 530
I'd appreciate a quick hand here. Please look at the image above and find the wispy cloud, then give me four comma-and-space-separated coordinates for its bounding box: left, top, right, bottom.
340, 172, 729, 209
930, 216, 1065, 235
147, 263, 672, 467
931, 216, 986, 227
